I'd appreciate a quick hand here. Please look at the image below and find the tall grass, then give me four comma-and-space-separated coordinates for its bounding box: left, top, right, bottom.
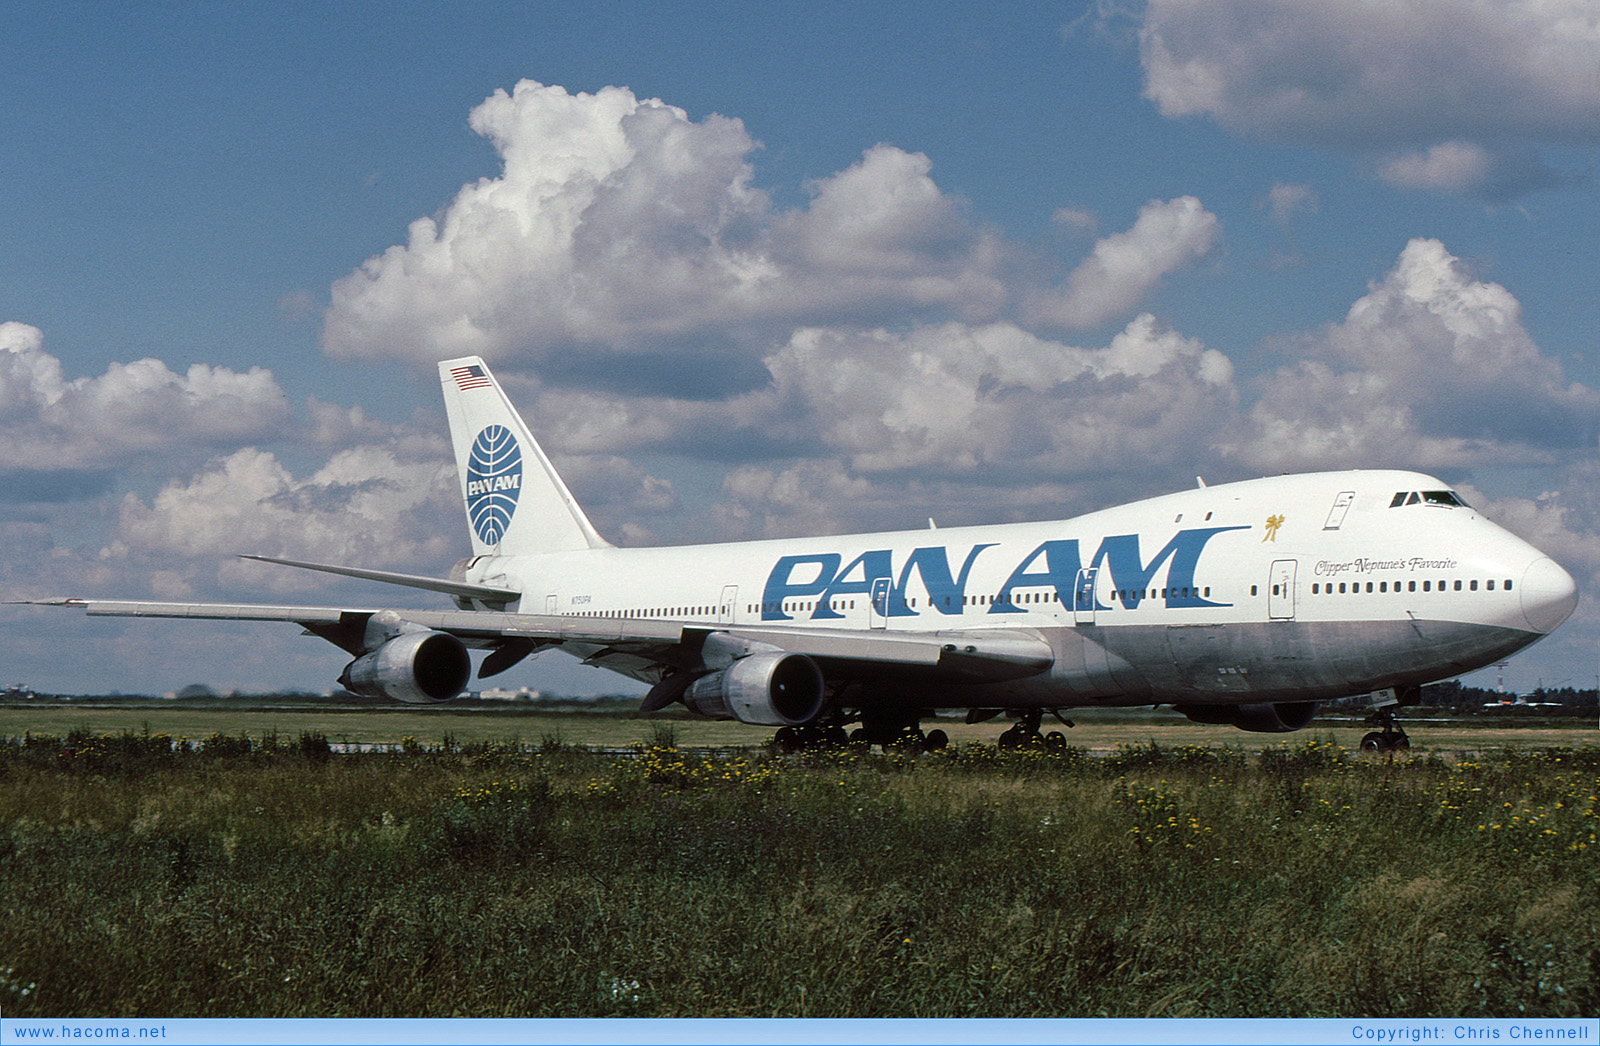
0, 731, 1595, 1017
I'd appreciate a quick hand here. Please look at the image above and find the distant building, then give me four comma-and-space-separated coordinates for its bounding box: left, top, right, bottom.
477, 686, 543, 702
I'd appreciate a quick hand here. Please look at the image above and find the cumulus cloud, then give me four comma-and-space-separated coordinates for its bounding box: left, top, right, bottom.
322, 82, 1014, 377
504, 312, 1240, 539
1139, 0, 1599, 199
112, 445, 461, 595
0, 322, 291, 476
1234, 238, 1599, 471
761, 316, 1235, 476
1026, 197, 1219, 330
323, 81, 1219, 378
1376, 142, 1564, 202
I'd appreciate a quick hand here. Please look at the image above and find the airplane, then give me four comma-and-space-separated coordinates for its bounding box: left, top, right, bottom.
37, 356, 1579, 753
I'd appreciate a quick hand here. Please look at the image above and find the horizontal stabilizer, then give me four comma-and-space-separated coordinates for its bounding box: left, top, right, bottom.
238, 554, 521, 604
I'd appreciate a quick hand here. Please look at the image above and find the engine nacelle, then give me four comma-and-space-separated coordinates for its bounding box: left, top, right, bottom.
683, 652, 825, 726
1173, 700, 1318, 733
339, 630, 471, 705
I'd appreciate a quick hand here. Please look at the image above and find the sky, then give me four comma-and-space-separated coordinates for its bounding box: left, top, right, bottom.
2, 0, 1597, 697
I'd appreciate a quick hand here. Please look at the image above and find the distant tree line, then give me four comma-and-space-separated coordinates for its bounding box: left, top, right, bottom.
1323, 682, 1599, 716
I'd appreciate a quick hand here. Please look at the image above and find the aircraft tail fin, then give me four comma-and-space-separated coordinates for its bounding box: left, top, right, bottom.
438, 357, 612, 556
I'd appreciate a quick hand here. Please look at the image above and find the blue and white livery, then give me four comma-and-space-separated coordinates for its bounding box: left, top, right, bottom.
464, 425, 523, 547
41, 356, 1579, 749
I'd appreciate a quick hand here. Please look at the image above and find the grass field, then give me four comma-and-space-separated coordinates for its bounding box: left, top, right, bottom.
1, 725, 1597, 1018
1, 702, 1595, 753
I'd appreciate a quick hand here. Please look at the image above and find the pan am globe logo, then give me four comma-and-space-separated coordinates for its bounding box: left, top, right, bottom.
465, 425, 523, 546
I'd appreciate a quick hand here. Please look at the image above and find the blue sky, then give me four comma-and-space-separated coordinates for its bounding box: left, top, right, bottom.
2, 1, 1597, 696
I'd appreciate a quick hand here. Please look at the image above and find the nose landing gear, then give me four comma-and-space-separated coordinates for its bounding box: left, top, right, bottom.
1359, 713, 1410, 752
1359, 687, 1416, 752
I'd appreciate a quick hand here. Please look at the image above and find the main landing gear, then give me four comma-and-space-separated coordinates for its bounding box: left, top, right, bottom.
991, 709, 1072, 751
770, 723, 848, 753
771, 715, 950, 754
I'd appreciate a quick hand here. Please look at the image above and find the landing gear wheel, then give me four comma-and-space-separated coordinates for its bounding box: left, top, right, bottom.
1044, 731, 1067, 752
998, 710, 1052, 749
1361, 704, 1412, 753
925, 728, 949, 752
773, 726, 799, 754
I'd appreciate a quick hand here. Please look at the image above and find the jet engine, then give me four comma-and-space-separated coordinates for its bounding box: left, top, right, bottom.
1173, 700, 1318, 733
339, 630, 471, 704
683, 651, 825, 726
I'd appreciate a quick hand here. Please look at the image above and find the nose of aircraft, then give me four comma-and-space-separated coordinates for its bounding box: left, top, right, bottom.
1521, 557, 1578, 634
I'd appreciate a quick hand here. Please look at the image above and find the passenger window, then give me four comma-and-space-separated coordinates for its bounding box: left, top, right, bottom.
1423, 581, 1431, 592
1408, 581, 1417, 592
1312, 583, 1319, 594
1338, 583, 1346, 594
1379, 582, 1387, 592
1487, 580, 1495, 591
1454, 580, 1462, 591
1366, 582, 1374, 593
1470, 580, 1478, 591
1505, 579, 1513, 591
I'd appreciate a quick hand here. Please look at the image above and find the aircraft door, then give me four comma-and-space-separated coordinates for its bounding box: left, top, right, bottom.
545, 594, 559, 615
1268, 559, 1297, 620
869, 577, 892, 629
718, 585, 738, 624
1074, 567, 1098, 626
1323, 491, 1355, 530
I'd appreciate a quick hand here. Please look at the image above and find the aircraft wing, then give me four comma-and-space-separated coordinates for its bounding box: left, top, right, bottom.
33, 598, 1053, 684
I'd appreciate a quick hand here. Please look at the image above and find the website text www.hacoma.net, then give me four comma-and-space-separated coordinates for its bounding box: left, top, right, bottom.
11, 1026, 167, 1039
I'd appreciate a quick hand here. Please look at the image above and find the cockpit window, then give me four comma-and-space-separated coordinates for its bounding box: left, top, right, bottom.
1392, 490, 1468, 508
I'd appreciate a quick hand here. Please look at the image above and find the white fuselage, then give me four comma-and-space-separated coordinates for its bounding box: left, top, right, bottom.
461, 469, 1576, 709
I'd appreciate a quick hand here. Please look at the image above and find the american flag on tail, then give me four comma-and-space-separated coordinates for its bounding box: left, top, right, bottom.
451, 364, 492, 391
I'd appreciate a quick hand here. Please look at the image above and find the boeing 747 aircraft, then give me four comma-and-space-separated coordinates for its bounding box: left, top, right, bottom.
40, 357, 1578, 751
